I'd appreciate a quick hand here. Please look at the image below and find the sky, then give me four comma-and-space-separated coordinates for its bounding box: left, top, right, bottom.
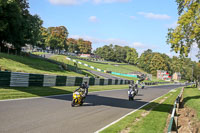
28, 0, 199, 61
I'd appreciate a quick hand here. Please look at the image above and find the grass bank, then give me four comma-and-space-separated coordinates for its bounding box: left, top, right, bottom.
183, 86, 200, 120
51, 55, 146, 74
0, 84, 128, 100
0, 53, 84, 77
50, 55, 96, 77
50, 55, 166, 82
100, 88, 181, 133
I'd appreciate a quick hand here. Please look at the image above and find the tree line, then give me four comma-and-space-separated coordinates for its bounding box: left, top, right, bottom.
95, 45, 200, 81
94, 44, 138, 65
0, 0, 92, 54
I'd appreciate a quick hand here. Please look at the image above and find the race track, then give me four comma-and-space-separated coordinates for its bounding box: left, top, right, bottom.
0, 84, 185, 133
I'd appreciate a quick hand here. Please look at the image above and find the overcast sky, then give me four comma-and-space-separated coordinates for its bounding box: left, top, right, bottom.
29, 0, 199, 61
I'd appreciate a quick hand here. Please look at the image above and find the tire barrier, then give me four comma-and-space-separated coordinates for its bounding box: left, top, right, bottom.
167, 87, 184, 133
0, 71, 130, 87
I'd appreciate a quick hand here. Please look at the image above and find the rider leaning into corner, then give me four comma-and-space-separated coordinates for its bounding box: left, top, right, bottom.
74, 81, 89, 98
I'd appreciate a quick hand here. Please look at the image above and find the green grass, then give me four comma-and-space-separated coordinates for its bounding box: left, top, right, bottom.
100, 88, 181, 133
50, 55, 167, 82
70, 56, 127, 65
0, 84, 129, 100
67, 55, 146, 73
49, 55, 96, 77
0, 53, 85, 76
69, 56, 166, 82
183, 86, 200, 120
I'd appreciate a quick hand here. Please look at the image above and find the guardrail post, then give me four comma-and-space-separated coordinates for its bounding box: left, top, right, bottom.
172, 117, 178, 132
168, 87, 185, 133
174, 102, 178, 132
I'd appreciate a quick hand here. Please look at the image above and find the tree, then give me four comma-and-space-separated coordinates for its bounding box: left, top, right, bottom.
77, 38, 92, 54
38, 27, 48, 49
149, 53, 168, 76
138, 49, 153, 73
46, 26, 68, 52
67, 38, 79, 53
167, 0, 200, 57
0, 0, 25, 52
0, 0, 43, 53
193, 62, 200, 87
170, 56, 182, 74
26, 14, 43, 47
95, 44, 115, 61
126, 48, 138, 65
113, 45, 127, 62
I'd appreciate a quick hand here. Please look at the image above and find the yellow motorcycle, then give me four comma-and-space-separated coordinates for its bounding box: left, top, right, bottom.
71, 89, 84, 107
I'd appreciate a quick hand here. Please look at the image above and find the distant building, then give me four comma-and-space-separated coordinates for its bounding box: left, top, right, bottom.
172, 72, 181, 81
157, 70, 171, 81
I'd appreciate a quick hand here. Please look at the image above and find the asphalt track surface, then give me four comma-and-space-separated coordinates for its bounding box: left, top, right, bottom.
0, 84, 185, 133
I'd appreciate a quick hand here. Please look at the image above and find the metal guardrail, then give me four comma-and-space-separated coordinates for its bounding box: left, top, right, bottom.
167, 87, 184, 133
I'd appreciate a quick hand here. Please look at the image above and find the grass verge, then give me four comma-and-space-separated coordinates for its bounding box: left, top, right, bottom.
183, 86, 200, 120
53, 55, 146, 74
0, 53, 85, 77
100, 88, 181, 133
0, 84, 128, 100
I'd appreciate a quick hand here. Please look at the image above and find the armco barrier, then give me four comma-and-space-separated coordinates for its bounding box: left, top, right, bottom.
0, 71, 130, 87
168, 87, 184, 133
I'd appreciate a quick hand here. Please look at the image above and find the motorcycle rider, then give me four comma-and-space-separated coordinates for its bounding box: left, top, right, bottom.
128, 80, 138, 100
129, 80, 135, 91
74, 81, 89, 98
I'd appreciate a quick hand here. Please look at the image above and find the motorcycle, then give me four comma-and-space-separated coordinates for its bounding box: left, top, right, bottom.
71, 90, 84, 107
128, 85, 138, 101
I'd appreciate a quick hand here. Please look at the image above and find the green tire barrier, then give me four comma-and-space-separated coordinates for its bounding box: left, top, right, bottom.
0, 71, 130, 87
0, 71, 11, 86
111, 72, 138, 78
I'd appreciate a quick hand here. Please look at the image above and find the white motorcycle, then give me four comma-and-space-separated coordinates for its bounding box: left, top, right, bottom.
128, 85, 138, 101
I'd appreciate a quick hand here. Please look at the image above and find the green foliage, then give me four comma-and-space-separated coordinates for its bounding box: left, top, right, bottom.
138, 49, 197, 81
149, 53, 168, 76
125, 48, 138, 65
94, 44, 138, 63
138, 49, 153, 73
67, 38, 79, 53
65, 38, 92, 54
77, 38, 92, 54
95, 44, 115, 61
167, 0, 200, 58
0, 0, 43, 52
45, 26, 69, 52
